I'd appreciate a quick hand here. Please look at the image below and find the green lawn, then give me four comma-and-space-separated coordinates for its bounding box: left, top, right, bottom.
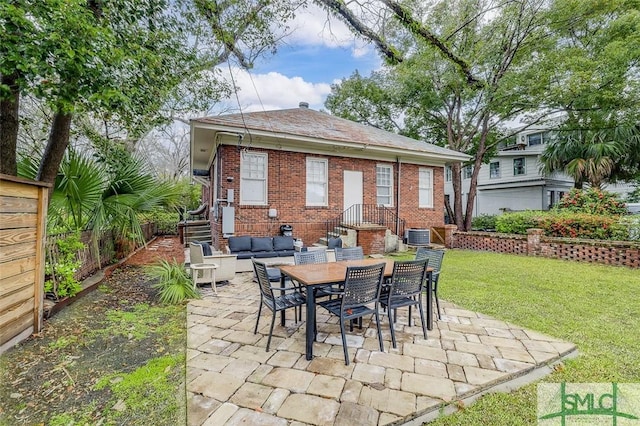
398, 249, 640, 425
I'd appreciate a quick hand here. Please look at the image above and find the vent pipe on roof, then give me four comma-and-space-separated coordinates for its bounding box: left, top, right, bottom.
299, 102, 309, 108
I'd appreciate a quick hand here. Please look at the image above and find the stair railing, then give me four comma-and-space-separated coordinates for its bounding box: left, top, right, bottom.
325, 204, 406, 243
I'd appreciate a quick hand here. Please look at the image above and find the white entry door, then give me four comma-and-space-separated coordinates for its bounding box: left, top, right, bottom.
343, 170, 363, 221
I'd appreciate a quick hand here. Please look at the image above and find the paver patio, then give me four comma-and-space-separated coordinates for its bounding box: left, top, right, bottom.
186, 272, 576, 425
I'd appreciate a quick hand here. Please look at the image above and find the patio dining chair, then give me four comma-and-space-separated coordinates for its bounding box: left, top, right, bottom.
379, 259, 429, 348
293, 249, 328, 265
253, 260, 306, 352
334, 246, 364, 261
317, 262, 386, 365
415, 247, 445, 319
294, 249, 336, 301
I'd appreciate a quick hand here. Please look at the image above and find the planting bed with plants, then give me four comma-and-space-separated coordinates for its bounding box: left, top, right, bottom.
1, 252, 187, 425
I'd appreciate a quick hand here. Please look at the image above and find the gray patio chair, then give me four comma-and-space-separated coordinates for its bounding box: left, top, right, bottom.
295, 249, 337, 301
293, 249, 328, 264
252, 260, 306, 352
334, 246, 364, 261
317, 262, 386, 365
379, 259, 429, 348
415, 247, 445, 319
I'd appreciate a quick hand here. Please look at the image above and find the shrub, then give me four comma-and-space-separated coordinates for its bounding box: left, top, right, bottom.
538, 212, 628, 240
472, 214, 497, 231
495, 211, 544, 234
556, 188, 627, 215
147, 259, 200, 304
495, 210, 631, 240
144, 209, 180, 235
45, 233, 85, 300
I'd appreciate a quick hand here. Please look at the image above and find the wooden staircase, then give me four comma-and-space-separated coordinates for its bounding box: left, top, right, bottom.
182, 220, 212, 246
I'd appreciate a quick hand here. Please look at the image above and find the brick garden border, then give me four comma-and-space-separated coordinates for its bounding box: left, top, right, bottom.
440, 225, 639, 268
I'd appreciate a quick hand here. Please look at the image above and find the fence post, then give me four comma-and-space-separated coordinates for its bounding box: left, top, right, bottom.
443, 224, 458, 248
527, 228, 544, 256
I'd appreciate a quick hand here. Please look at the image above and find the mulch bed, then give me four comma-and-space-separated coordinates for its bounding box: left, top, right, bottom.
0, 236, 187, 425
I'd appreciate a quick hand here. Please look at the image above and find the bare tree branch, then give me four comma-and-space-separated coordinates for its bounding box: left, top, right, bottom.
314, 0, 404, 64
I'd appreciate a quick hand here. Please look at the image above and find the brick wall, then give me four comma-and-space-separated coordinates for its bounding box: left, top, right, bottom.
356, 226, 387, 255
211, 146, 446, 249
450, 228, 640, 268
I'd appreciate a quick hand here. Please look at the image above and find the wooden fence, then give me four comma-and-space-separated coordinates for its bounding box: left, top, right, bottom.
0, 175, 50, 354
46, 222, 158, 282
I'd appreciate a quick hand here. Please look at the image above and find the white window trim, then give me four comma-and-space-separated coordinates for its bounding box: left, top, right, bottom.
419, 168, 434, 208
306, 157, 328, 206
376, 164, 394, 207
513, 157, 526, 176
445, 165, 452, 182
240, 151, 268, 205
463, 165, 473, 180
490, 161, 500, 179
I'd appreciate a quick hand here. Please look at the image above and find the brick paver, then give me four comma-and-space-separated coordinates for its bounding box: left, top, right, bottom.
188, 272, 576, 425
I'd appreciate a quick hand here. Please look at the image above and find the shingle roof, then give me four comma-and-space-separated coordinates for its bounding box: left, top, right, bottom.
192, 106, 469, 161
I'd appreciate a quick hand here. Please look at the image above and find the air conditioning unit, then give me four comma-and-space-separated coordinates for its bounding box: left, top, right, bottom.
407, 229, 430, 246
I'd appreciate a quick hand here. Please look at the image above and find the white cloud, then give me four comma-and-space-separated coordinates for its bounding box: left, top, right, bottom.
208, 4, 382, 114
284, 4, 356, 49
217, 67, 332, 112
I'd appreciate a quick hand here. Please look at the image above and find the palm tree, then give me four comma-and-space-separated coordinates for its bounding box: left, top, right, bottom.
19, 146, 179, 241
91, 154, 179, 246
540, 126, 638, 189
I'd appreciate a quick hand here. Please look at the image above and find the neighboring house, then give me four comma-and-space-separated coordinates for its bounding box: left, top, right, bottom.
444, 125, 637, 218
444, 127, 574, 217
190, 102, 469, 252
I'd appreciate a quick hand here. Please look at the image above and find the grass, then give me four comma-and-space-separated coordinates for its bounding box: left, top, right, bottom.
414, 249, 640, 425
0, 265, 187, 426
93, 354, 186, 425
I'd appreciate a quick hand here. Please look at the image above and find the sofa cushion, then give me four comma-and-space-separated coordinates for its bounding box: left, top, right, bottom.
273, 236, 294, 251
228, 236, 251, 252
193, 241, 212, 256
328, 237, 342, 249
251, 237, 274, 252
277, 250, 295, 257
252, 251, 276, 259
234, 251, 255, 260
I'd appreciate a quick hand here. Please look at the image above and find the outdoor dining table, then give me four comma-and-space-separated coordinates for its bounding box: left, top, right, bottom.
279, 258, 434, 360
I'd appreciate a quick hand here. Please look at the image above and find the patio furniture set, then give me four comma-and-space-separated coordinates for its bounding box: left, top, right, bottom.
252, 247, 445, 365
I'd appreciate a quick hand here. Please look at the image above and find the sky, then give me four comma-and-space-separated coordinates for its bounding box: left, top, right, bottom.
215, 4, 382, 113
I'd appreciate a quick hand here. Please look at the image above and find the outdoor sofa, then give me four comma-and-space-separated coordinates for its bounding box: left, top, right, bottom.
225, 236, 296, 272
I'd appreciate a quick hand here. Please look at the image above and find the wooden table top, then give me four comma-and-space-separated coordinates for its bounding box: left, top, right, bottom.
278, 258, 396, 286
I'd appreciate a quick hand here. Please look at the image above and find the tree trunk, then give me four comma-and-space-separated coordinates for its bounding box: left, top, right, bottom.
37, 111, 73, 189
463, 157, 483, 232
444, 194, 454, 225
451, 163, 464, 230
0, 72, 20, 176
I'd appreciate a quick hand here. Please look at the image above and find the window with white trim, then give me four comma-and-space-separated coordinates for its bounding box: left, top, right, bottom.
240, 152, 267, 205
463, 165, 473, 179
489, 161, 500, 179
419, 168, 433, 208
513, 157, 526, 176
445, 165, 452, 182
527, 132, 549, 146
376, 164, 393, 206
306, 157, 328, 206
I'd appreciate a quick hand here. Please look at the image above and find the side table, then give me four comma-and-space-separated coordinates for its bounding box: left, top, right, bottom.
190, 263, 218, 294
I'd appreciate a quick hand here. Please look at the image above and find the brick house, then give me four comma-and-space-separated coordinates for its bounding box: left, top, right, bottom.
189, 103, 469, 253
